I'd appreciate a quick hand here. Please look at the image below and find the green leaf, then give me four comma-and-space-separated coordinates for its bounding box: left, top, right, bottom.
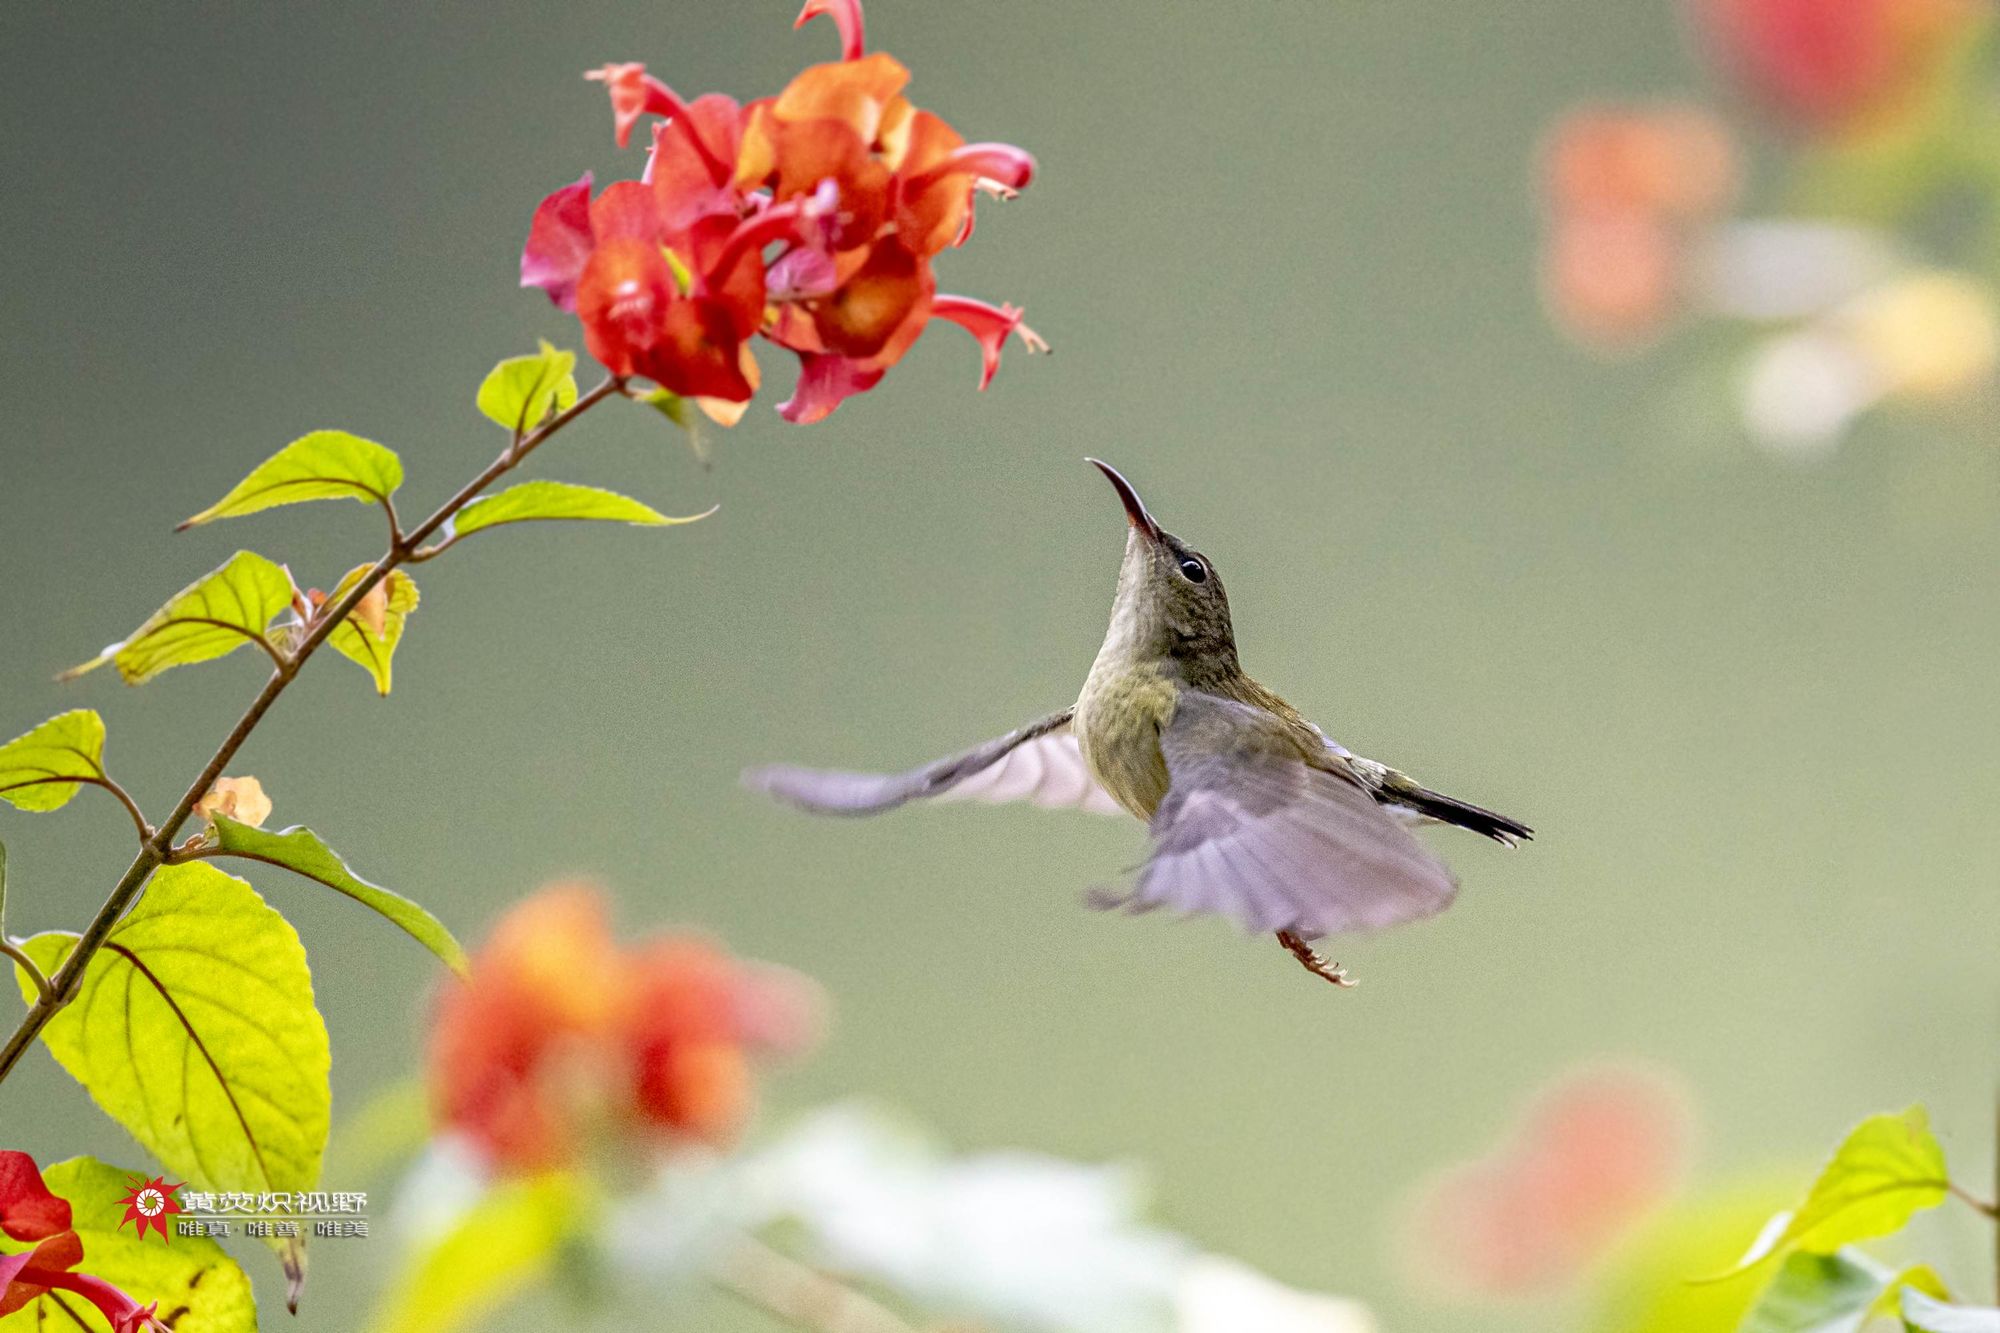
60, 552, 294, 685
1902, 1291, 2000, 1333
1710, 1109, 1949, 1279
639, 386, 691, 428
369, 1174, 586, 1333
327, 1078, 431, 1185
180, 430, 403, 529
451, 480, 713, 539
325, 566, 419, 696
12, 861, 331, 1297
476, 341, 578, 435
0, 1156, 258, 1333
0, 710, 106, 812
206, 815, 466, 974
1740, 1250, 1949, 1333
1591, 1180, 1799, 1333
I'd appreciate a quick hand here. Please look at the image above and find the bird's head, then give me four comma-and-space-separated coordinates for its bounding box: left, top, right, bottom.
1087, 459, 1239, 674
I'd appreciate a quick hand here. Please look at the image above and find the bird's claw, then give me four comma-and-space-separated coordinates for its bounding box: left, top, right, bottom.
1276, 930, 1356, 988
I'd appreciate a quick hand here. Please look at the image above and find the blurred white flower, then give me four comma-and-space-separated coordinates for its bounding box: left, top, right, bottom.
386, 1133, 494, 1245
600, 1103, 1378, 1333
753, 1104, 1186, 1333
1738, 269, 1999, 456
1176, 1255, 1378, 1333
1694, 220, 1898, 321
1740, 329, 1878, 457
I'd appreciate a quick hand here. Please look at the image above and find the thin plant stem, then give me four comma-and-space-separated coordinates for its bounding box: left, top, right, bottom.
0, 377, 621, 1088
84, 776, 152, 843
708, 1236, 929, 1333
0, 939, 52, 1006
1948, 1179, 1999, 1220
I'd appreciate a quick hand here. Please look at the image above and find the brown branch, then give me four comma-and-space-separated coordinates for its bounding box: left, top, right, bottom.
1948, 1179, 1999, 1221
83, 776, 152, 843
0, 374, 622, 1087
0, 938, 53, 1006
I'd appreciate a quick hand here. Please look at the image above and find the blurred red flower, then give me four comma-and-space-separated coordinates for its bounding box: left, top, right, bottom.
1399, 1065, 1691, 1300
1691, 0, 1980, 134
0, 1152, 164, 1332
428, 885, 819, 1173
521, 0, 1044, 424
1536, 105, 1738, 349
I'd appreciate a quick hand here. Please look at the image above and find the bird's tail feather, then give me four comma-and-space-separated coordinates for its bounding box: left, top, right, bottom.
1383, 782, 1533, 846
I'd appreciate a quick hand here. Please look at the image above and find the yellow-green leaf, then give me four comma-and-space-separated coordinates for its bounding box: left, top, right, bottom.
0, 1156, 258, 1333
0, 710, 106, 812
476, 341, 578, 435
207, 815, 466, 973
1711, 1109, 1949, 1280
639, 386, 691, 427
1902, 1290, 2000, 1332
1740, 1250, 1950, 1333
180, 430, 403, 529
452, 480, 713, 539
369, 1174, 586, 1333
325, 566, 418, 696
12, 862, 331, 1296
60, 552, 293, 685
1589, 1179, 1798, 1333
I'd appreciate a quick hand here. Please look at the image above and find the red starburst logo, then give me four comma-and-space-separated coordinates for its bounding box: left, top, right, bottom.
114, 1174, 184, 1243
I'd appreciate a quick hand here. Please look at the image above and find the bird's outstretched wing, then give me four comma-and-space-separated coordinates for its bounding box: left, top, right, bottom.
746, 708, 1123, 817
1096, 691, 1458, 938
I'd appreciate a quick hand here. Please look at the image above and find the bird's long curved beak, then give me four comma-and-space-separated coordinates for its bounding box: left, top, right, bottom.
1086, 458, 1162, 543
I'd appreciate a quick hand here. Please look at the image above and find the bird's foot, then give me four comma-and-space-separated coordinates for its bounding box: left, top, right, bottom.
1276, 930, 1356, 988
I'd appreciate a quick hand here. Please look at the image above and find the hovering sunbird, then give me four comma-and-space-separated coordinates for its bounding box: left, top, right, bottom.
748, 460, 1531, 985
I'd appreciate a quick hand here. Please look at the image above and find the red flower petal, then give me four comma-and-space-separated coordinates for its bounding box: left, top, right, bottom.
778, 352, 885, 423
909, 142, 1036, 195
795, 0, 867, 62
519, 173, 595, 313
429, 886, 624, 1172
1693, 0, 1973, 131
645, 299, 758, 401
576, 237, 678, 381
771, 53, 910, 144
1400, 1065, 1689, 1299
589, 179, 664, 243
0, 1154, 71, 1244
930, 295, 1048, 390
810, 236, 934, 358
646, 94, 747, 234
0, 1231, 84, 1317
41, 1272, 163, 1333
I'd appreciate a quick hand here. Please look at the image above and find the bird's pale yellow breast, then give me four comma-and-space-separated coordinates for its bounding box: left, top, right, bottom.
1074, 662, 1177, 820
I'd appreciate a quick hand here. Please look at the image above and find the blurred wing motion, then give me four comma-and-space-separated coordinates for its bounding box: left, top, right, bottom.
1096, 691, 1459, 938
746, 707, 1123, 817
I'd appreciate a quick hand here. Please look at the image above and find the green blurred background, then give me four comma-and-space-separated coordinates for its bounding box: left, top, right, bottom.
1, 1, 1995, 1327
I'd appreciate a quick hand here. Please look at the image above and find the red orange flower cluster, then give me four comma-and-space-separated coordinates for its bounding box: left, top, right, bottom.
522, 0, 1044, 424
428, 885, 818, 1173
0, 1153, 164, 1332
1692, 0, 1980, 135
1537, 105, 1738, 349
1400, 1066, 1688, 1299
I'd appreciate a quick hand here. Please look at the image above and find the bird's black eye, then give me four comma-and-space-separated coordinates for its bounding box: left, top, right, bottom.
1178, 557, 1208, 584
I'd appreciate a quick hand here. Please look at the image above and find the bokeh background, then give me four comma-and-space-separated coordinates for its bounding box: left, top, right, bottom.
1, 1, 1995, 1328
